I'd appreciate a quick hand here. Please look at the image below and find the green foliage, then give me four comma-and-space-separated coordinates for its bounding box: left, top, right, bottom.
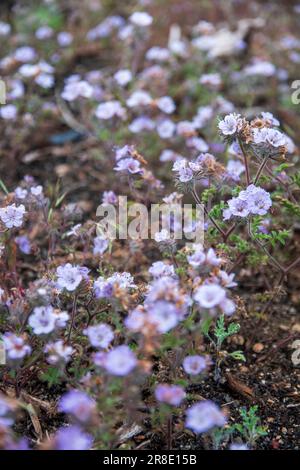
40, 367, 62, 388
229, 234, 250, 253
201, 186, 217, 203
232, 406, 268, 446
291, 171, 300, 188
208, 201, 226, 220
256, 229, 291, 247
214, 315, 240, 349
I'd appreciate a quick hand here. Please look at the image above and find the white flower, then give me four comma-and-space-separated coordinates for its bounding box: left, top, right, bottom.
36, 25, 53, 40
0, 204, 26, 228
218, 113, 241, 135
126, 90, 152, 108
56, 264, 84, 291
61, 80, 93, 101
114, 69, 132, 86
157, 119, 176, 139
0, 105, 17, 120
0, 21, 11, 36
29, 306, 57, 335
129, 12, 153, 27
156, 96, 176, 114
194, 284, 226, 309
44, 340, 74, 365
265, 129, 286, 148
154, 229, 170, 242
95, 100, 126, 120
57, 32, 73, 47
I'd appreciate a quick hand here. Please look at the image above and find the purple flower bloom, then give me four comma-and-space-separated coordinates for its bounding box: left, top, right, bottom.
178, 166, 194, 183
104, 345, 137, 376
183, 355, 207, 375
61, 80, 93, 101
95, 100, 126, 120
148, 261, 176, 279
55, 425, 93, 450
157, 119, 176, 139
83, 323, 114, 349
93, 277, 114, 299
57, 31, 73, 47
218, 114, 241, 136
44, 340, 74, 365
225, 160, 245, 181
185, 400, 226, 433
227, 197, 250, 218
93, 236, 109, 256
29, 305, 69, 335
194, 284, 226, 309
114, 157, 142, 174
126, 90, 152, 108
56, 263, 85, 292
129, 11, 153, 27
0, 204, 26, 228
0, 396, 14, 427
102, 190, 118, 205
188, 249, 206, 267
230, 442, 249, 450
15, 235, 31, 254
29, 305, 56, 335
247, 186, 272, 215
3, 333, 31, 360
147, 300, 180, 333
155, 384, 186, 406
59, 390, 96, 423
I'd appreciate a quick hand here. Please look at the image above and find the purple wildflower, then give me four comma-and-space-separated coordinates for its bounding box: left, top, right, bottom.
183, 355, 207, 375
83, 323, 114, 349
0, 204, 26, 228
59, 390, 96, 423
185, 400, 226, 433
55, 425, 93, 450
155, 384, 186, 406
104, 345, 137, 376
3, 333, 31, 361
